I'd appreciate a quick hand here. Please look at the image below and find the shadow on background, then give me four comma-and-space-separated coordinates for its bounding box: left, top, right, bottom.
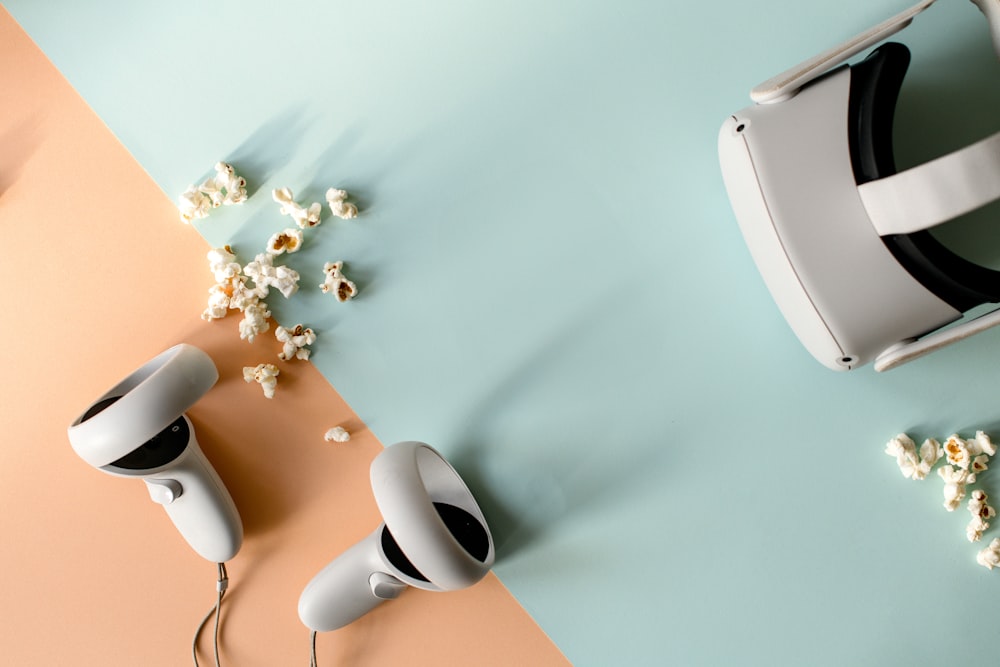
445, 291, 676, 563
226, 106, 315, 199
0, 113, 40, 198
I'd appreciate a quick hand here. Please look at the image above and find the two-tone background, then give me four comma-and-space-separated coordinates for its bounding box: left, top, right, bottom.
5, 2, 1000, 664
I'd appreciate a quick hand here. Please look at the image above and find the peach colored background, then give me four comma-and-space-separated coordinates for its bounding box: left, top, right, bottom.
0, 8, 567, 665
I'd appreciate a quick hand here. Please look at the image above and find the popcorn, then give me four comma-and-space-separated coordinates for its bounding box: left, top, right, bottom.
243, 252, 300, 299
207, 245, 238, 268
325, 188, 358, 219
272, 265, 301, 299
228, 280, 261, 311
915, 438, 943, 480
266, 228, 304, 255
178, 185, 212, 223
885, 434, 920, 479
243, 363, 279, 399
938, 464, 976, 511
320, 261, 358, 302
214, 162, 248, 205
273, 187, 322, 228
243, 253, 277, 297
178, 163, 248, 222
202, 284, 231, 321
198, 176, 224, 208
944, 435, 971, 470
967, 490, 997, 542
276, 324, 316, 361
239, 302, 271, 342
972, 455, 991, 475
978, 538, 1000, 569
973, 431, 998, 457
324, 426, 351, 443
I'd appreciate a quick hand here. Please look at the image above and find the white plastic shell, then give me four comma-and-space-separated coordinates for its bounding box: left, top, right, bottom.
68, 344, 219, 467
298, 441, 495, 632
718, 66, 960, 370
67, 344, 243, 562
371, 441, 495, 590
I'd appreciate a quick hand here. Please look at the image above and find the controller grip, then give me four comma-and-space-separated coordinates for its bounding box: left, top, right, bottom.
149, 436, 243, 562
299, 530, 394, 631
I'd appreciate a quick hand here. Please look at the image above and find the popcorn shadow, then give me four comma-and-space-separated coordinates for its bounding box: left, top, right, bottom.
340, 259, 378, 302
225, 107, 314, 199
306, 124, 372, 212
0, 114, 41, 199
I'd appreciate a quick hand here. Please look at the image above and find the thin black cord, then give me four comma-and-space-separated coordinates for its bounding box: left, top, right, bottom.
193, 562, 229, 667
309, 630, 318, 667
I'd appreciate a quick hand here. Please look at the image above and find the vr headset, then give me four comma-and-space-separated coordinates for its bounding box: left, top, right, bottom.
719, 0, 1000, 371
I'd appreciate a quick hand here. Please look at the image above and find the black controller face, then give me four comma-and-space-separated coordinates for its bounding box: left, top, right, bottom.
81, 396, 189, 471
379, 502, 490, 582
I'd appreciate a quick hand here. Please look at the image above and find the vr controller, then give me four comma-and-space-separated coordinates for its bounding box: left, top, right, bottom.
67, 344, 243, 563
298, 441, 495, 632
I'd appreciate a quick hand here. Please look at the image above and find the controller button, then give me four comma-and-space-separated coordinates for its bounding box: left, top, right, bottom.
145, 479, 183, 505
369, 572, 406, 600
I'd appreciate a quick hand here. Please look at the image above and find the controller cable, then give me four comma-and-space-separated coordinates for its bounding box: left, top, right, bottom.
192, 562, 229, 667
309, 630, 318, 667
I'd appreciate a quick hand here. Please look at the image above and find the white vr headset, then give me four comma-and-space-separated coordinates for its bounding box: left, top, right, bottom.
720, 0, 1000, 371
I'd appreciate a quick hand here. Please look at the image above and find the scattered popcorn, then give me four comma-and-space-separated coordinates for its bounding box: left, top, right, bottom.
944, 435, 971, 470
272, 265, 301, 299
967, 490, 997, 542
239, 302, 272, 342
243, 253, 300, 299
243, 253, 276, 297
326, 188, 358, 219
213, 162, 248, 205
320, 261, 358, 302
915, 438, 943, 480
273, 187, 323, 228
198, 176, 224, 208
266, 228, 304, 255
202, 284, 231, 321
276, 324, 316, 361
207, 245, 243, 284
973, 431, 998, 457
207, 245, 237, 267
178, 163, 248, 222
201, 246, 264, 321
978, 538, 1000, 569
885, 434, 920, 479
228, 280, 261, 311
244, 363, 279, 399
938, 465, 976, 512
179, 185, 213, 223
972, 454, 991, 475
324, 426, 351, 443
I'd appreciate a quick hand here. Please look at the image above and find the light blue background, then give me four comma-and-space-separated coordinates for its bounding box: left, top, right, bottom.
10, 0, 1000, 663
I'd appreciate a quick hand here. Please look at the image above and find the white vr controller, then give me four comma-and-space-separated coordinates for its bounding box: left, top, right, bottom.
67, 344, 243, 563
298, 441, 495, 632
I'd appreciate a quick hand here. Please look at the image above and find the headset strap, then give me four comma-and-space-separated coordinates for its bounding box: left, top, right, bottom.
858, 129, 1000, 236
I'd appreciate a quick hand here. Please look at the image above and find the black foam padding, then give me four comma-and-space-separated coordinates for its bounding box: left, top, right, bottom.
380, 502, 490, 583
848, 42, 1000, 311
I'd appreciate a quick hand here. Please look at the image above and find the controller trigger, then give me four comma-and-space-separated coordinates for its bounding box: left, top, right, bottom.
145, 478, 183, 505
369, 572, 406, 600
